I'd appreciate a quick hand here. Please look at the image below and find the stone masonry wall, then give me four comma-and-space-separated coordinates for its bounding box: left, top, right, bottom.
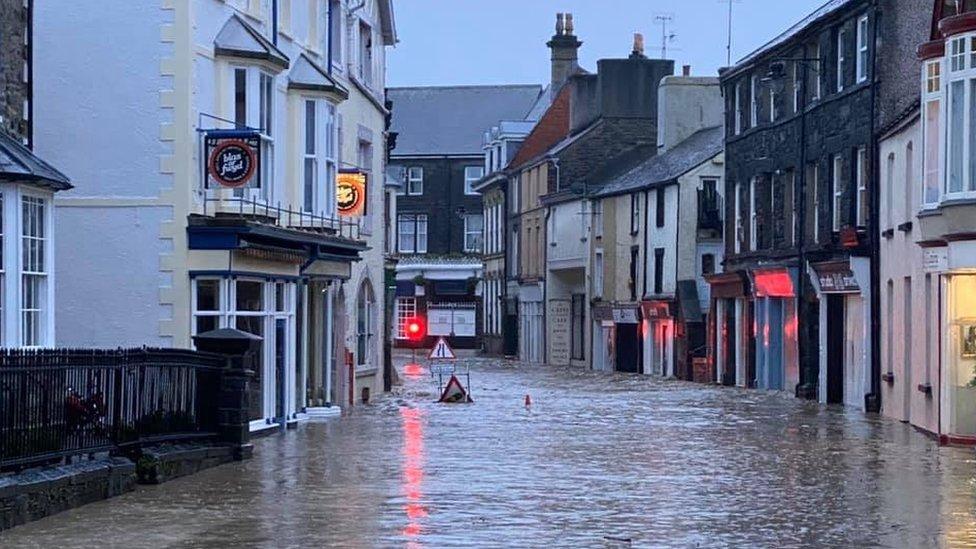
0, 0, 29, 141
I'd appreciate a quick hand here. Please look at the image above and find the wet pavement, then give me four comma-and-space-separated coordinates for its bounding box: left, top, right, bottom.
5, 353, 976, 547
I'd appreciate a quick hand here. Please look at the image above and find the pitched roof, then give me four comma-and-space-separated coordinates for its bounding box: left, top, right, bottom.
288, 54, 348, 98
725, 0, 854, 78
508, 84, 573, 170
388, 85, 543, 156
214, 14, 289, 70
0, 131, 72, 190
594, 126, 723, 198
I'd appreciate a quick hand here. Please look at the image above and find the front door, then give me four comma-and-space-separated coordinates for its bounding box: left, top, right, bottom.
826, 294, 845, 404
616, 324, 640, 373
275, 318, 287, 422
844, 295, 865, 409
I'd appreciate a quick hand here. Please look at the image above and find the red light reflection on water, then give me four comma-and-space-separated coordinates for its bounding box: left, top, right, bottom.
404, 363, 424, 378
400, 407, 427, 542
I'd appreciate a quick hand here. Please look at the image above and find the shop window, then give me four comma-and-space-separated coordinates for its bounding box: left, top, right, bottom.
947, 275, 976, 436
395, 297, 417, 339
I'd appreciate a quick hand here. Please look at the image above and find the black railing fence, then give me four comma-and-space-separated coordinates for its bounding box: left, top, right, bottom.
0, 348, 225, 471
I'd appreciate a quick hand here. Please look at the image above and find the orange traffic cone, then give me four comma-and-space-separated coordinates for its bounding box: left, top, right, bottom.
524, 394, 532, 407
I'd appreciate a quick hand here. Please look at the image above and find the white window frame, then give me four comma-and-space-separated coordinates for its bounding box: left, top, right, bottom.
943, 34, 976, 199
810, 163, 820, 244
20, 195, 47, 348
395, 297, 417, 339
793, 61, 801, 113
593, 248, 604, 299
922, 60, 944, 206
405, 166, 424, 195
464, 213, 484, 253
734, 180, 743, 253
769, 83, 777, 123
837, 27, 847, 92
464, 166, 484, 195
856, 147, 868, 227
228, 66, 275, 204
329, 0, 344, 72
750, 75, 759, 127
833, 154, 844, 231
856, 15, 869, 83
812, 43, 822, 101
734, 81, 743, 135
397, 213, 428, 254
355, 282, 375, 369
630, 193, 640, 234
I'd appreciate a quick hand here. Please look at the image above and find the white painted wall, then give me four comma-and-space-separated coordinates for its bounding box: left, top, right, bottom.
547, 199, 587, 267
644, 185, 679, 297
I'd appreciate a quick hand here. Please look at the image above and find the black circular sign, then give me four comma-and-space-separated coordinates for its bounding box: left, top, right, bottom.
209, 140, 256, 188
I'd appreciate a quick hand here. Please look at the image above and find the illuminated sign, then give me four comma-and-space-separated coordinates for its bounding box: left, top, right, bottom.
205, 131, 260, 189
337, 170, 367, 217
753, 270, 795, 297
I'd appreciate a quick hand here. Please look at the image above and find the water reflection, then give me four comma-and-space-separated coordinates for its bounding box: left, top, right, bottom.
400, 406, 427, 545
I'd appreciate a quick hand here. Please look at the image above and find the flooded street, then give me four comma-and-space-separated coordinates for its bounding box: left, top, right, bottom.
5, 354, 976, 548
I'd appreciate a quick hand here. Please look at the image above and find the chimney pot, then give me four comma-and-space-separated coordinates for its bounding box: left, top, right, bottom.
682, 65, 691, 76
565, 13, 575, 35
556, 13, 565, 35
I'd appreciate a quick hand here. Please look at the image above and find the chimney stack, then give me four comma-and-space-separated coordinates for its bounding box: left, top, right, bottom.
630, 33, 646, 59
547, 12, 582, 93
682, 65, 691, 76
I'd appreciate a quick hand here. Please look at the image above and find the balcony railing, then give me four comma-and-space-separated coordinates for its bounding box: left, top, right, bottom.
202, 195, 363, 241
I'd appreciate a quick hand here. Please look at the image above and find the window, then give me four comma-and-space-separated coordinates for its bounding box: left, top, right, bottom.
21, 196, 45, 347
812, 43, 822, 101
769, 81, 777, 123
571, 294, 585, 361
464, 166, 484, 195
837, 27, 847, 92
734, 180, 743, 253
785, 169, 797, 245
701, 254, 715, 276
395, 298, 417, 339
398, 214, 428, 254
808, 163, 820, 244
356, 281, 375, 368
259, 72, 274, 201
329, 0, 343, 69
656, 187, 666, 228
749, 177, 758, 250
886, 152, 895, 229
464, 214, 484, 253
230, 68, 274, 202
629, 246, 639, 301
856, 147, 868, 227
734, 81, 743, 135
653, 248, 665, 295
905, 142, 914, 221
833, 154, 844, 231
593, 249, 604, 299
923, 62, 942, 205
303, 100, 317, 213
406, 167, 424, 195
630, 193, 641, 234
592, 199, 603, 238
770, 173, 778, 246
358, 22, 373, 88
234, 68, 247, 128
950, 37, 966, 73
856, 15, 869, 83
793, 61, 801, 113
750, 75, 759, 127
949, 79, 965, 193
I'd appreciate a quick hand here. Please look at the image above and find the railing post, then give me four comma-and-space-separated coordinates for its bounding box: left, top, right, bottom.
191, 328, 262, 461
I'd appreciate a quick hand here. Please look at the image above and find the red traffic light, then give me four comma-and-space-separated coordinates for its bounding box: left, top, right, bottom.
405, 317, 425, 341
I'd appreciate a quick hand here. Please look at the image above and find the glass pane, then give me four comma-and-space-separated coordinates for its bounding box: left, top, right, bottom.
304, 158, 316, 212
275, 283, 286, 312
196, 315, 218, 334
236, 280, 264, 312
238, 315, 265, 421
234, 68, 247, 128
196, 279, 220, 311
925, 100, 942, 203
305, 100, 316, 155
950, 80, 965, 193
948, 275, 976, 436
971, 80, 976, 191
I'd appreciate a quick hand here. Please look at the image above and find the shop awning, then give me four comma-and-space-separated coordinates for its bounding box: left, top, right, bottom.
752, 268, 796, 298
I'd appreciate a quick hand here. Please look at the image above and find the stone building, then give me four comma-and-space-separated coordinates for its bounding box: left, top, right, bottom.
0, 0, 71, 349
34, 0, 396, 429
387, 84, 542, 350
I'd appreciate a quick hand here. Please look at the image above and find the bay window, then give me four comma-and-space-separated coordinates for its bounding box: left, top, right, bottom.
940, 34, 976, 198
21, 196, 46, 348
229, 67, 276, 203
302, 99, 339, 216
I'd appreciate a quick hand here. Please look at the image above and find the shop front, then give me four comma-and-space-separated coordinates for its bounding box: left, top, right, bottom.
640, 301, 673, 377
810, 259, 872, 409
707, 272, 750, 387
750, 268, 800, 393
591, 304, 642, 373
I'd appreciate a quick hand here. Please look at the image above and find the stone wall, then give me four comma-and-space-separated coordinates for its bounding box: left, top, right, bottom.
0, 0, 29, 141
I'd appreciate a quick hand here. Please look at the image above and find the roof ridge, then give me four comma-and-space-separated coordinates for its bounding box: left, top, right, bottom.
388, 84, 543, 91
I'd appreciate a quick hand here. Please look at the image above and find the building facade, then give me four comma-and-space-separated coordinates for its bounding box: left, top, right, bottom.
388, 84, 542, 349
0, 0, 72, 349
35, 0, 396, 430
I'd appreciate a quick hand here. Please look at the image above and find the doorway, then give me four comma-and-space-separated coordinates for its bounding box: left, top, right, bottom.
615, 324, 640, 373
826, 294, 845, 404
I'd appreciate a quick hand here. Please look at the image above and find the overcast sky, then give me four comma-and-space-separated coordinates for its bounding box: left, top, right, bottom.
387, 0, 829, 87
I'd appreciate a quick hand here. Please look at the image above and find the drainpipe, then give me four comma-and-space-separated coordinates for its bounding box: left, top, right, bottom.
326, 0, 334, 74
866, 0, 882, 413
272, 0, 278, 45
324, 282, 334, 407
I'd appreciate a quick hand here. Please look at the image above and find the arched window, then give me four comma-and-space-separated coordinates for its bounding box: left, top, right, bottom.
356, 279, 375, 368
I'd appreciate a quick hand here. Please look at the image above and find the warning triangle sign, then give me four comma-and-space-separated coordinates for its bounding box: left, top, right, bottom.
438, 374, 472, 403
428, 337, 457, 360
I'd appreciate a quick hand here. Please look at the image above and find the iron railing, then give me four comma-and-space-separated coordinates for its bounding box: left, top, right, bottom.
0, 348, 225, 471
202, 195, 364, 241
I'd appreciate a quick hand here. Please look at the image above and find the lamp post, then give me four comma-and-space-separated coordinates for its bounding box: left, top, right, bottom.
762, 56, 823, 400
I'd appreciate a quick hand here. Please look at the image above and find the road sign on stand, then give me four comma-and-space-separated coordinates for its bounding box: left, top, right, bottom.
428, 337, 457, 360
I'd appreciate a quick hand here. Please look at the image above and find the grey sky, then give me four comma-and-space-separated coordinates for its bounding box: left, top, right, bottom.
388, 0, 829, 87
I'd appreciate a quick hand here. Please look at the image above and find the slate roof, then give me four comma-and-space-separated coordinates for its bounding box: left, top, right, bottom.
593, 126, 723, 198
288, 54, 348, 98
214, 14, 289, 70
0, 132, 72, 190
725, 0, 853, 78
508, 84, 572, 170
388, 85, 544, 156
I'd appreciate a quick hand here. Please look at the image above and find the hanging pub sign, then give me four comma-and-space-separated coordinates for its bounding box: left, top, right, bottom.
204, 130, 260, 189
337, 170, 368, 217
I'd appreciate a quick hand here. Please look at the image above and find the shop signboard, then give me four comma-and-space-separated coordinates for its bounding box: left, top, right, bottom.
337, 170, 368, 217
205, 130, 261, 189
923, 248, 948, 273
817, 270, 860, 293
